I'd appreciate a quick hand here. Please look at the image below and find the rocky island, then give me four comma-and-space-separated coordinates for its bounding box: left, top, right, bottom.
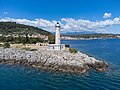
0, 47, 108, 73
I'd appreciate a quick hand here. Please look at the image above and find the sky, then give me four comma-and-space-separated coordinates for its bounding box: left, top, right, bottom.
0, 0, 120, 34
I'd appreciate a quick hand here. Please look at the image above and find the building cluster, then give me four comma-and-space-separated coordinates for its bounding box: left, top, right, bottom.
0, 22, 66, 51
61, 34, 120, 40
116, 35, 120, 38
0, 34, 48, 40
28, 34, 48, 40
61, 36, 78, 40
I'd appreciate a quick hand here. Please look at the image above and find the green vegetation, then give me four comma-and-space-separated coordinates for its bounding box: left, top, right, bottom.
0, 42, 10, 48
0, 36, 46, 44
0, 44, 3, 47
0, 22, 52, 35
48, 35, 55, 44
3, 42, 10, 48
22, 47, 37, 51
29, 49, 37, 51
0, 22, 53, 44
69, 48, 78, 53
65, 44, 70, 47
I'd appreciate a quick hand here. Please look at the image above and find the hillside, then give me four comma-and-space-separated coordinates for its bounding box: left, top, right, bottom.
62, 33, 120, 40
0, 22, 52, 35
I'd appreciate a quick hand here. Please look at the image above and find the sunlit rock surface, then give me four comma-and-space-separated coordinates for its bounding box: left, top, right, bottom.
0, 48, 108, 73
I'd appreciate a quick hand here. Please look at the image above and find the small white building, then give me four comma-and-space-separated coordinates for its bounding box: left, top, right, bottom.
48, 44, 65, 50
48, 22, 65, 50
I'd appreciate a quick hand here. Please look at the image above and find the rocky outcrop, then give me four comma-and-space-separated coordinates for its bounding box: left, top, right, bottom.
0, 47, 108, 73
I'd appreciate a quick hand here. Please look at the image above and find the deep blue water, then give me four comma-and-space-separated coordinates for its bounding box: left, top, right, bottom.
1, 39, 120, 90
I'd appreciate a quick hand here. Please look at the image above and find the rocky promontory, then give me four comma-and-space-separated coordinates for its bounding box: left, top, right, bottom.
0, 48, 108, 73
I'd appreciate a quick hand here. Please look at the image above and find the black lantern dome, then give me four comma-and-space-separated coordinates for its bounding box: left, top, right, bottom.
55, 22, 60, 28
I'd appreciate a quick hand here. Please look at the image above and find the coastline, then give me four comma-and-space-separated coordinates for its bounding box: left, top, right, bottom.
0, 47, 108, 73
61, 37, 120, 40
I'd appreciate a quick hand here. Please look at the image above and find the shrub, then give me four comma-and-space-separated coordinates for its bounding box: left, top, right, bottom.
48, 35, 55, 44
69, 48, 78, 53
65, 44, 70, 47
4, 42, 10, 48
22, 47, 31, 51
22, 48, 37, 51
0, 44, 3, 47
30, 49, 37, 51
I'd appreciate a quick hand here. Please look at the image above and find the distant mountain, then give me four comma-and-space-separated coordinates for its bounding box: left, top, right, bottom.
61, 31, 97, 35
0, 22, 52, 35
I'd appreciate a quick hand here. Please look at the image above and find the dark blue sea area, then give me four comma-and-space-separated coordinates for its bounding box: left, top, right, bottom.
0, 39, 120, 90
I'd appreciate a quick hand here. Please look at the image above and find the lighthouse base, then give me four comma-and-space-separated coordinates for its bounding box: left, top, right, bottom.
48, 44, 65, 50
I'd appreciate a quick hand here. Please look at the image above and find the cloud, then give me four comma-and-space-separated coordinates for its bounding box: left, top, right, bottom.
103, 13, 111, 18
3, 12, 8, 15
0, 17, 120, 33
0, 18, 56, 32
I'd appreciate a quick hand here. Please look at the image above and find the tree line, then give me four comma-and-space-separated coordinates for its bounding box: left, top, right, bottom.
0, 36, 46, 44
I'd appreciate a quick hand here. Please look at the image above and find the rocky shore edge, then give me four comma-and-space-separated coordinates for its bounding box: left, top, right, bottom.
0, 48, 108, 73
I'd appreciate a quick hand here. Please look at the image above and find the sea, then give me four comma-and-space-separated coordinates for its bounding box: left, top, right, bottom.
0, 39, 120, 90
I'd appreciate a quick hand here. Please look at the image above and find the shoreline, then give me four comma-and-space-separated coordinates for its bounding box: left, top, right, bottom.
0, 47, 108, 73
61, 37, 120, 40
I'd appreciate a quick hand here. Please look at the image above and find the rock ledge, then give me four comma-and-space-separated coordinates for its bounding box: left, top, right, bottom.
0, 48, 108, 73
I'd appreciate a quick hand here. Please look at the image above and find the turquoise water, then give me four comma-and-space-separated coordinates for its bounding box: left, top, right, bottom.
0, 39, 120, 90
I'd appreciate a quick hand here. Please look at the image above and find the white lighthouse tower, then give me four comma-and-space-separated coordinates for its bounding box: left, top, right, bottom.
55, 22, 61, 45
48, 22, 65, 50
